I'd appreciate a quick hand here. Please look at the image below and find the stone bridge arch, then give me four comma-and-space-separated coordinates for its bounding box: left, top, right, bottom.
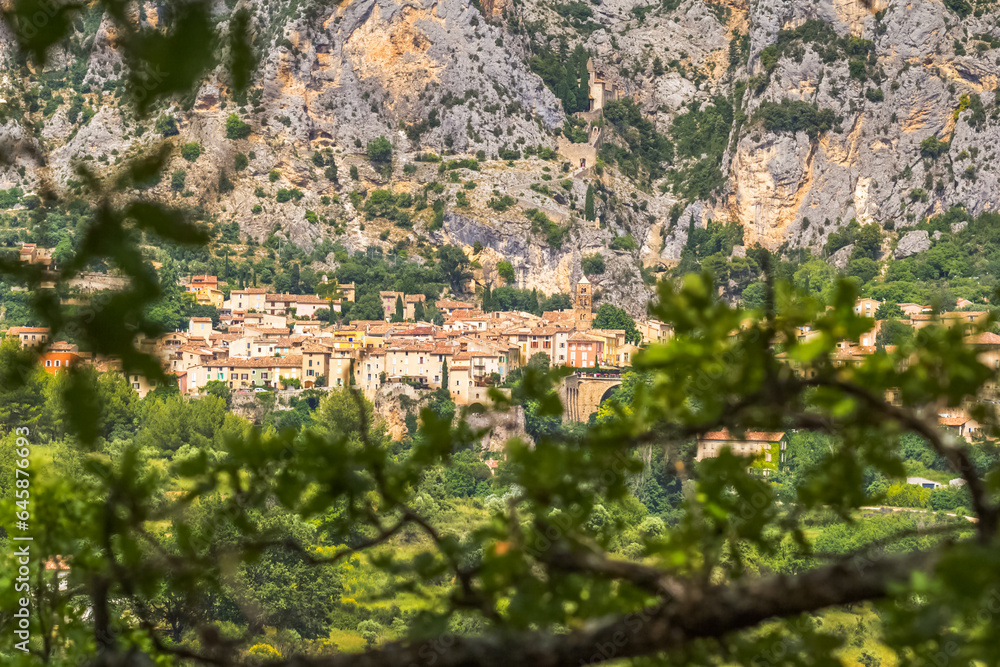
559, 373, 622, 422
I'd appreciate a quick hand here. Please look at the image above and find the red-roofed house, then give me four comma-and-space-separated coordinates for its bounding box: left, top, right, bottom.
939, 412, 981, 442
696, 429, 788, 476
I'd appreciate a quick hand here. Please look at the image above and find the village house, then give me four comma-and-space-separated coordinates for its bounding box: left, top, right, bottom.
264, 293, 328, 319
567, 331, 604, 368
188, 317, 213, 338
41, 341, 81, 375
187, 275, 224, 309
696, 429, 788, 476
229, 288, 267, 312
354, 348, 387, 394
7, 326, 50, 348
854, 297, 882, 318
909, 310, 989, 333
435, 299, 476, 317
898, 303, 931, 317
939, 412, 981, 442
187, 355, 304, 392
588, 329, 627, 366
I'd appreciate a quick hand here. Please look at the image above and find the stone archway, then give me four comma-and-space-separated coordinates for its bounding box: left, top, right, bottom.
559, 373, 622, 422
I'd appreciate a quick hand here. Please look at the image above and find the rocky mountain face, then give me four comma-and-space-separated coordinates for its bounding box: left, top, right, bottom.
3, 0, 1000, 313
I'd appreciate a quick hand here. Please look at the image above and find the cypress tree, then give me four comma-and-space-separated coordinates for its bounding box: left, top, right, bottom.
584, 185, 596, 221
482, 284, 492, 312
414, 299, 426, 320
393, 295, 404, 322
528, 288, 540, 315
576, 49, 590, 113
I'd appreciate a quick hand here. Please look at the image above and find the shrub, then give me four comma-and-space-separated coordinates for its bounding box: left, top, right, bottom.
610, 235, 638, 252
180, 142, 203, 162
225, 113, 251, 140
350, 165, 359, 180
755, 99, 835, 139
234, 152, 249, 171
268, 169, 280, 182
581, 252, 605, 275
170, 169, 186, 191
366, 136, 393, 163
487, 194, 516, 212
252, 204, 262, 214
155, 114, 179, 137
218, 172, 234, 194
920, 136, 950, 159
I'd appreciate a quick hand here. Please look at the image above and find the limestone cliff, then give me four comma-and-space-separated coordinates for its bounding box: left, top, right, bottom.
5, 0, 1000, 305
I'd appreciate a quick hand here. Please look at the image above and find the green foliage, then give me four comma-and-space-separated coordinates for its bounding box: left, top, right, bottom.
496, 260, 515, 284
170, 168, 186, 191
920, 136, 950, 159
366, 136, 393, 163
487, 194, 516, 212
610, 235, 638, 252
181, 142, 203, 162
225, 113, 251, 140
155, 114, 179, 137
581, 252, 605, 276
234, 152, 249, 171
755, 99, 836, 139
528, 43, 591, 113
584, 184, 596, 221
0, 186, 24, 208
592, 303, 641, 344
276, 188, 303, 203
601, 98, 674, 182
944, 0, 972, 17
526, 208, 568, 248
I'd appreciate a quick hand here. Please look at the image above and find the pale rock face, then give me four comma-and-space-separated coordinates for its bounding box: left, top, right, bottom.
7, 0, 1000, 301
895, 230, 931, 259
829, 243, 854, 270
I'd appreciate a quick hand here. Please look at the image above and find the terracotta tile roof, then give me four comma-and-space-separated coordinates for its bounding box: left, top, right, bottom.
964, 332, 1000, 345
206, 355, 303, 368
394, 327, 435, 336
939, 415, 973, 426
233, 288, 267, 294
8, 327, 51, 334
294, 295, 327, 304
700, 429, 786, 442
190, 317, 213, 322
405, 294, 426, 303
246, 327, 290, 335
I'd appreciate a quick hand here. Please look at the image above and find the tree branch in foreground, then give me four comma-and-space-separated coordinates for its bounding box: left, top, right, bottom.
267, 549, 933, 667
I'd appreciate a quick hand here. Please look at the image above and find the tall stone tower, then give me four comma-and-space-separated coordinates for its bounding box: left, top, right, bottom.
575, 276, 593, 330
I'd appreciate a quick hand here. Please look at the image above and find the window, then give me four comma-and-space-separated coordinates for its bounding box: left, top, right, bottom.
242, 374, 248, 380
45, 360, 51, 367
55, 360, 61, 367
133, 383, 140, 389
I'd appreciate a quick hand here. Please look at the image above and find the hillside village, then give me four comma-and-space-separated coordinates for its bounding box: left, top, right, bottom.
3, 257, 670, 407
6, 247, 1000, 452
